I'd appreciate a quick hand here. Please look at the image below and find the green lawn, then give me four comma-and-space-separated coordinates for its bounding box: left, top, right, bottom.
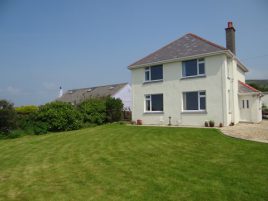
0, 125, 267, 201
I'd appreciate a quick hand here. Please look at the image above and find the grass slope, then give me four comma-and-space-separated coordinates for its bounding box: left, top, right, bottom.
0, 125, 267, 201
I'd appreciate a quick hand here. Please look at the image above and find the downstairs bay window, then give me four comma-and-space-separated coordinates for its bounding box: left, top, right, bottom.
145, 94, 163, 112
183, 91, 206, 111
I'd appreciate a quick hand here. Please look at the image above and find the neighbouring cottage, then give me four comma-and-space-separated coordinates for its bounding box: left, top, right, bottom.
128, 22, 263, 126
57, 83, 132, 110
262, 92, 268, 107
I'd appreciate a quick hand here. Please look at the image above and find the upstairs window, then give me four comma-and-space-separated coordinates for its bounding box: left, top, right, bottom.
182, 58, 205, 77
183, 91, 206, 111
145, 94, 163, 112
145, 65, 163, 82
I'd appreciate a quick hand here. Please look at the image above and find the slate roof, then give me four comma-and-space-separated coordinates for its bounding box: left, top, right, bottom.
129, 33, 227, 68
238, 81, 260, 93
57, 83, 128, 105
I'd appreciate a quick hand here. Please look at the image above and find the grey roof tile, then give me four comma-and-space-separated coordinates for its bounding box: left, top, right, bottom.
129, 33, 226, 67
56, 83, 128, 104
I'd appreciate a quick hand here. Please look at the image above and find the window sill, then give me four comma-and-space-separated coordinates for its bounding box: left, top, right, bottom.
144, 111, 164, 114
143, 79, 163, 84
180, 75, 206, 80
181, 111, 207, 114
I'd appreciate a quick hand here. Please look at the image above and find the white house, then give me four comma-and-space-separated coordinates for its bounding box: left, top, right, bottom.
262, 92, 268, 107
129, 22, 262, 126
57, 83, 132, 110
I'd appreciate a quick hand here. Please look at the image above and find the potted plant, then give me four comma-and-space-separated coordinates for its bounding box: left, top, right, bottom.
204, 121, 209, 127
209, 120, 215, 127
137, 119, 142, 125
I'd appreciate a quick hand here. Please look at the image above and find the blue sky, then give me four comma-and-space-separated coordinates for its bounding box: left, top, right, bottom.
0, 0, 268, 106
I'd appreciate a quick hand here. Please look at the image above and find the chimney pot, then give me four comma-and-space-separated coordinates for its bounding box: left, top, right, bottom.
228, 21, 233, 28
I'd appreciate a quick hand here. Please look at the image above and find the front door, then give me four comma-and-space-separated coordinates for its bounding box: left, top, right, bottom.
239, 98, 251, 122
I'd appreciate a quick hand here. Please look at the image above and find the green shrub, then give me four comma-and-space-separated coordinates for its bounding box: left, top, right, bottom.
106, 97, 123, 123
15, 105, 38, 115
79, 99, 106, 125
0, 100, 17, 133
15, 105, 39, 132
35, 101, 83, 132
33, 121, 48, 135
0, 129, 24, 139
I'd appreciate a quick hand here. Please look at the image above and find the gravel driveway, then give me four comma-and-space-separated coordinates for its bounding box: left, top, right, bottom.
220, 120, 268, 143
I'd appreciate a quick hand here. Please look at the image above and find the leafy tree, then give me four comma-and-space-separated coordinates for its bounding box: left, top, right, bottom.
106, 97, 123, 123
35, 101, 83, 131
247, 83, 268, 92
78, 99, 106, 125
0, 100, 17, 133
15, 105, 38, 115
15, 105, 39, 131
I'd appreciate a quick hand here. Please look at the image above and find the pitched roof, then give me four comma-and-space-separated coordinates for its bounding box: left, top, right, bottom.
129, 33, 227, 68
238, 81, 260, 93
57, 83, 128, 104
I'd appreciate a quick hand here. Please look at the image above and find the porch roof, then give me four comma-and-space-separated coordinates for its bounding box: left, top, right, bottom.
238, 81, 260, 94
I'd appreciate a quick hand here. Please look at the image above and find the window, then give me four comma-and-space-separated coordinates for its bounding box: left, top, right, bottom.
183, 91, 206, 111
145, 94, 163, 112
182, 58, 205, 77
145, 65, 163, 82
242, 100, 249, 109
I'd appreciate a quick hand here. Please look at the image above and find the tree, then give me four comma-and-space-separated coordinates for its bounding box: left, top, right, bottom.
35, 101, 83, 131
106, 97, 123, 122
0, 100, 17, 132
78, 99, 106, 125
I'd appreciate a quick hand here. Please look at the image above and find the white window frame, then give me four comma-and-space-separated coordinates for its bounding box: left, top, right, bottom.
144, 66, 163, 82
144, 94, 163, 113
145, 95, 151, 112
145, 67, 150, 81
182, 58, 205, 78
182, 90, 206, 112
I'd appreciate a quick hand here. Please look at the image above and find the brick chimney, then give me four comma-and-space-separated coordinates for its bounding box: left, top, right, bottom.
225, 21, 236, 55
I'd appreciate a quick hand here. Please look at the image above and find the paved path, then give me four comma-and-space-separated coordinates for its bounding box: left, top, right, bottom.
220, 120, 268, 143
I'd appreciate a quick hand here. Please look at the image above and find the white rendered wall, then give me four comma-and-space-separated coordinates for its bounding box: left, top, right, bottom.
113, 84, 132, 110
239, 94, 262, 123
131, 54, 228, 126
262, 93, 268, 107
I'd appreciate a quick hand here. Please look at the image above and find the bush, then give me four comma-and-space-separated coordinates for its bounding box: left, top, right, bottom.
106, 97, 123, 123
0, 100, 17, 133
15, 105, 38, 115
0, 129, 24, 139
35, 101, 83, 132
79, 99, 106, 125
32, 121, 48, 135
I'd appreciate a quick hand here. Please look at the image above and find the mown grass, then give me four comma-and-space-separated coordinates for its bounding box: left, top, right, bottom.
0, 124, 267, 201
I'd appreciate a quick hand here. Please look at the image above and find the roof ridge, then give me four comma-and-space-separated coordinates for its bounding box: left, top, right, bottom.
67, 82, 128, 92
238, 80, 259, 92
128, 34, 190, 67
187, 33, 227, 50
129, 33, 227, 67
